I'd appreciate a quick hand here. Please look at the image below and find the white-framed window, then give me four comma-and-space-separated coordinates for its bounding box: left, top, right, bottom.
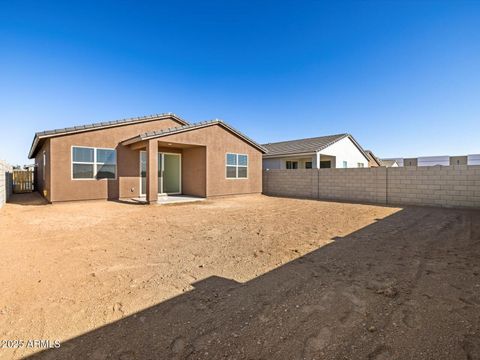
226, 153, 248, 179
357, 163, 365, 168
343, 161, 348, 168
305, 161, 313, 169
286, 161, 298, 169
72, 146, 116, 180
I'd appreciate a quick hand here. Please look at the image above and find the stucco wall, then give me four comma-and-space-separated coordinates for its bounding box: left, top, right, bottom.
182, 146, 207, 197
262, 158, 282, 170
48, 117, 183, 202
34, 117, 262, 201
450, 156, 468, 166
34, 139, 51, 201
156, 125, 263, 197
319, 137, 369, 168
263, 165, 480, 209
0, 160, 13, 208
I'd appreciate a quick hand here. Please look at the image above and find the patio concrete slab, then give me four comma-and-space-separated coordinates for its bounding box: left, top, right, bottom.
132, 195, 206, 205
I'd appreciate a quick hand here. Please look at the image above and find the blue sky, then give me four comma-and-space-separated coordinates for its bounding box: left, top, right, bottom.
1, 1, 479, 165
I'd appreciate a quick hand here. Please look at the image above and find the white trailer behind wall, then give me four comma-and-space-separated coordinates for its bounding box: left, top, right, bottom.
468, 154, 480, 165
417, 156, 450, 167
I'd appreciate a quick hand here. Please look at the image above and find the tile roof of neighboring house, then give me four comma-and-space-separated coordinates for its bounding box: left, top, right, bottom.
28, 113, 188, 158
122, 119, 268, 153
380, 159, 398, 167
262, 133, 369, 161
365, 150, 383, 167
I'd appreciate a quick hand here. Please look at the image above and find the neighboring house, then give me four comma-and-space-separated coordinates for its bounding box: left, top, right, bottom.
365, 150, 382, 167
450, 156, 468, 165
28, 113, 266, 203
403, 158, 418, 167
379, 159, 399, 167
262, 133, 370, 169
382, 158, 404, 167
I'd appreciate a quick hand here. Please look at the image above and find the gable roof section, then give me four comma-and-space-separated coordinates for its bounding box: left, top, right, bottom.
262, 133, 370, 161
262, 133, 347, 156
28, 113, 188, 158
122, 119, 267, 153
365, 150, 383, 167
380, 159, 398, 167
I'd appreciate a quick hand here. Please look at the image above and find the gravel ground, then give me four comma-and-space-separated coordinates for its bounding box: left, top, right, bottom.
0, 193, 479, 360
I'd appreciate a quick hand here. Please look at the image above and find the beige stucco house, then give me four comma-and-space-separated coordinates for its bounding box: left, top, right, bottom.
28, 113, 266, 203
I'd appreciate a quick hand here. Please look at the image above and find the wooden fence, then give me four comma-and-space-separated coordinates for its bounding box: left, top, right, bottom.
13, 170, 34, 193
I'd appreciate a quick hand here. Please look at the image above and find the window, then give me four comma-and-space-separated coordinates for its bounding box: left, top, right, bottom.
286, 161, 298, 169
226, 153, 248, 179
305, 161, 313, 169
320, 161, 331, 168
343, 161, 348, 168
72, 146, 116, 179
357, 163, 365, 168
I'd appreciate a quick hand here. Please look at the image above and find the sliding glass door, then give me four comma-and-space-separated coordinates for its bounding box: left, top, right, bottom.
163, 153, 181, 194
140, 152, 181, 195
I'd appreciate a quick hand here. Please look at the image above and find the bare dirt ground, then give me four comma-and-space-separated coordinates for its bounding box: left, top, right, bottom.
0, 193, 479, 360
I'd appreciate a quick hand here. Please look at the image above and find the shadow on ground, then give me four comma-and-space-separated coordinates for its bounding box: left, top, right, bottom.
27, 206, 480, 360
7, 192, 49, 206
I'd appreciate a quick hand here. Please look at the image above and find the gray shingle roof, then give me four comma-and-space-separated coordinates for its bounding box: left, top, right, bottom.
35, 113, 187, 137
28, 113, 188, 158
122, 119, 267, 153
262, 133, 349, 156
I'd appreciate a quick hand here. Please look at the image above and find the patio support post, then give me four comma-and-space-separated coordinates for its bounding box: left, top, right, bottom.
316, 152, 321, 169
146, 139, 158, 204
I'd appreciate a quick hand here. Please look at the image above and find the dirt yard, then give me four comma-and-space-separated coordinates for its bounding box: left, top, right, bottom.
0, 193, 479, 360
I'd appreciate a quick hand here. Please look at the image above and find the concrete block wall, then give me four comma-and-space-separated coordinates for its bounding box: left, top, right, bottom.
0, 160, 13, 209
317, 167, 387, 204
263, 165, 480, 209
387, 165, 480, 208
263, 169, 317, 199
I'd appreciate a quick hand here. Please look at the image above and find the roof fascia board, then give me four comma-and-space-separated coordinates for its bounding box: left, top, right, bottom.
262, 151, 317, 158
123, 121, 267, 153
317, 134, 370, 163
28, 114, 187, 158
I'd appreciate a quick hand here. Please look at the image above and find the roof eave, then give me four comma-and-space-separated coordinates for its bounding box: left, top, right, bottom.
28, 135, 40, 159
262, 151, 317, 158
28, 113, 188, 159
316, 134, 370, 163
122, 121, 267, 153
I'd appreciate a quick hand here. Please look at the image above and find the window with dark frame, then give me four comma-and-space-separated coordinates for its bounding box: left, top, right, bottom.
286, 161, 298, 169
320, 161, 331, 168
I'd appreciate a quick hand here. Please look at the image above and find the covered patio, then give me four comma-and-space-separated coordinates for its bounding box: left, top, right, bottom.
124, 138, 207, 204
121, 119, 265, 203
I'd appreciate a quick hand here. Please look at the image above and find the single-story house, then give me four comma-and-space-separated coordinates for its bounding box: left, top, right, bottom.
262, 133, 370, 169
379, 159, 399, 167
365, 150, 383, 167
28, 113, 266, 203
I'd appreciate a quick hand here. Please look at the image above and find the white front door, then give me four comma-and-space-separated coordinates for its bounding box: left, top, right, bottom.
140, 152, 181, 195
